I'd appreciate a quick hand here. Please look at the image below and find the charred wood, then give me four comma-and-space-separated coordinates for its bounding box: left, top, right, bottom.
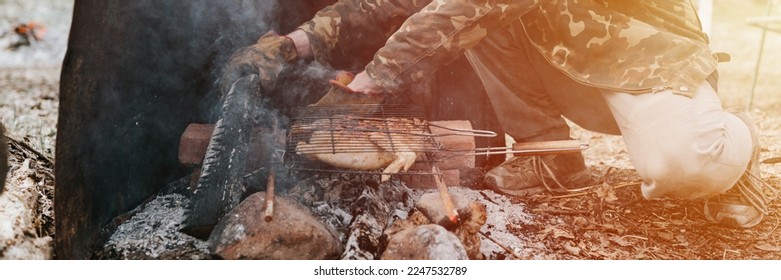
341, 178, 414, 260
182, 75, 258, 237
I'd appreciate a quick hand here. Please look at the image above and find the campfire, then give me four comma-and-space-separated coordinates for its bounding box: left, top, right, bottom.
98, 89, 586, 260
99, 170, 535, 260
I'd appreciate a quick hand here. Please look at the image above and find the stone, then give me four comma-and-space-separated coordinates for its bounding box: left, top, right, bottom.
381, 224, 468, 260
208, 192, 342, 260
415, 192, 472, 229
385, 193, 487, 260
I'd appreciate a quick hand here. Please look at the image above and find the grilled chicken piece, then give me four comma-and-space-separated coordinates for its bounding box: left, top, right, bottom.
295, 117, 424, 182
368, 133, 417, 182
296, 131, 397, 171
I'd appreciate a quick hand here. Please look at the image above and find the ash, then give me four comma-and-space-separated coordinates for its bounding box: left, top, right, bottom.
100, 194, 210, 260
287, 173, 416, 250
98, 171, 535, 260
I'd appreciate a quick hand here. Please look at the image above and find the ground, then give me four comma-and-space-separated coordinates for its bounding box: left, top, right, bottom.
1, 0, 780, 260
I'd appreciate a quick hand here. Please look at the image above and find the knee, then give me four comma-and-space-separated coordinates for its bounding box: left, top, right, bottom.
637, 149, 744, 199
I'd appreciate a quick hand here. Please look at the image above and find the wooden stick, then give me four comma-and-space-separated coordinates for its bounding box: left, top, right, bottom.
549, 181, 641, 199
263, 167, 275, 222
511, 140, 587, 156
479, 231, 522, 259
432, 165, 458, 224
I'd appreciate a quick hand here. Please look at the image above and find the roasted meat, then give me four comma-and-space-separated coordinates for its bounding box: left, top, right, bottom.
295, 117, 426, 181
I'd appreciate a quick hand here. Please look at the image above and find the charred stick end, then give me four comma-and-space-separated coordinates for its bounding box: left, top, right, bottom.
263, 167, 276, 222
432, 166, 458, 225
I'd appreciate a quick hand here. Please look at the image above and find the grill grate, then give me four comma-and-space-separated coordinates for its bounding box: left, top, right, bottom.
284, 104, 441, 176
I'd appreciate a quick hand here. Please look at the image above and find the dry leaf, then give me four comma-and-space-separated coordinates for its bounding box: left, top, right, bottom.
608, 235, 632, 247
573, 216, 589, 227
761, 157, 781, 164
754, 243, 781, 252
539, 225, 575, 240
594, 183, 618, 203
599, 235, 610, 247
656, 231, 674, 241
551, 227, 575, 240
562, 241, 581, 256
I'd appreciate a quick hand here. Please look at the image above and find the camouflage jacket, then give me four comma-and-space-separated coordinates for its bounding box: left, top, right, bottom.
297, 0, 717, 97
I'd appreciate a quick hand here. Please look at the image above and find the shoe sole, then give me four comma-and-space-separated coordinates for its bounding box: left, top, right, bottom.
488, 168, 593, 196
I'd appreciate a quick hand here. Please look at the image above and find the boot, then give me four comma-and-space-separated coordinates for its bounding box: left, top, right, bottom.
703, 112, 772, 228
484, 152, 592, 196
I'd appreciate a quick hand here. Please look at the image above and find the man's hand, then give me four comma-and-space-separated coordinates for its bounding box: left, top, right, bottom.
346, 71, 384, 94
314, 71, 384, 106
219, 31, 298, 96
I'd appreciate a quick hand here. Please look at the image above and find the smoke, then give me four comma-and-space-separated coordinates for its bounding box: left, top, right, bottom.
70, 0, 320, 197
178, 1, 341, 192
56, 0, 347, 258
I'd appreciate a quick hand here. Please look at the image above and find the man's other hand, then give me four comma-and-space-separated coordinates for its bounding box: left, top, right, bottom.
347, 71, 384, 95
314, 71, 384, 106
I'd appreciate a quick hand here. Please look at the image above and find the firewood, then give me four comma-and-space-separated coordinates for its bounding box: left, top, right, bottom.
263, 168, 275, 222
182, 75, 258, 238
432, 166, 458, 225
341, 178, 413, 260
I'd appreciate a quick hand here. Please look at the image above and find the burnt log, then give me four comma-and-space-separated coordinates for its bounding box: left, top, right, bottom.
181, 75, 258, 237
341, 180, 413, 260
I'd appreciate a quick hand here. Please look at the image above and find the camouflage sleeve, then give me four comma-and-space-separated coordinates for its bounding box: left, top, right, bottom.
365, 0, 542, 93
296, 0, 431, 67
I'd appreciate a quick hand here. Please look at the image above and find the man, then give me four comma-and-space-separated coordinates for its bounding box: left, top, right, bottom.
221, 0, 771, 228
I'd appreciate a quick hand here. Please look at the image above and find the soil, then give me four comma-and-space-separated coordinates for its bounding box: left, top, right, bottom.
1, 0, 780, 260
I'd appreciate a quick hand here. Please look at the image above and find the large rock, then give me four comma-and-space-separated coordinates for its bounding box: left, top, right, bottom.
381, 224, 468, 260
387, 191, 487, 259
208, 192, 342, 259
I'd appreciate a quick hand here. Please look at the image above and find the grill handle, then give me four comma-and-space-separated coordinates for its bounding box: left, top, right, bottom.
511, 140, 587, 156
426, 122, 497, 138
455, 140, 589, 157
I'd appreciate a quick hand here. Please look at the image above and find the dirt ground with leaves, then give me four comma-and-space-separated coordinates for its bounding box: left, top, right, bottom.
1, 0, 780, 260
